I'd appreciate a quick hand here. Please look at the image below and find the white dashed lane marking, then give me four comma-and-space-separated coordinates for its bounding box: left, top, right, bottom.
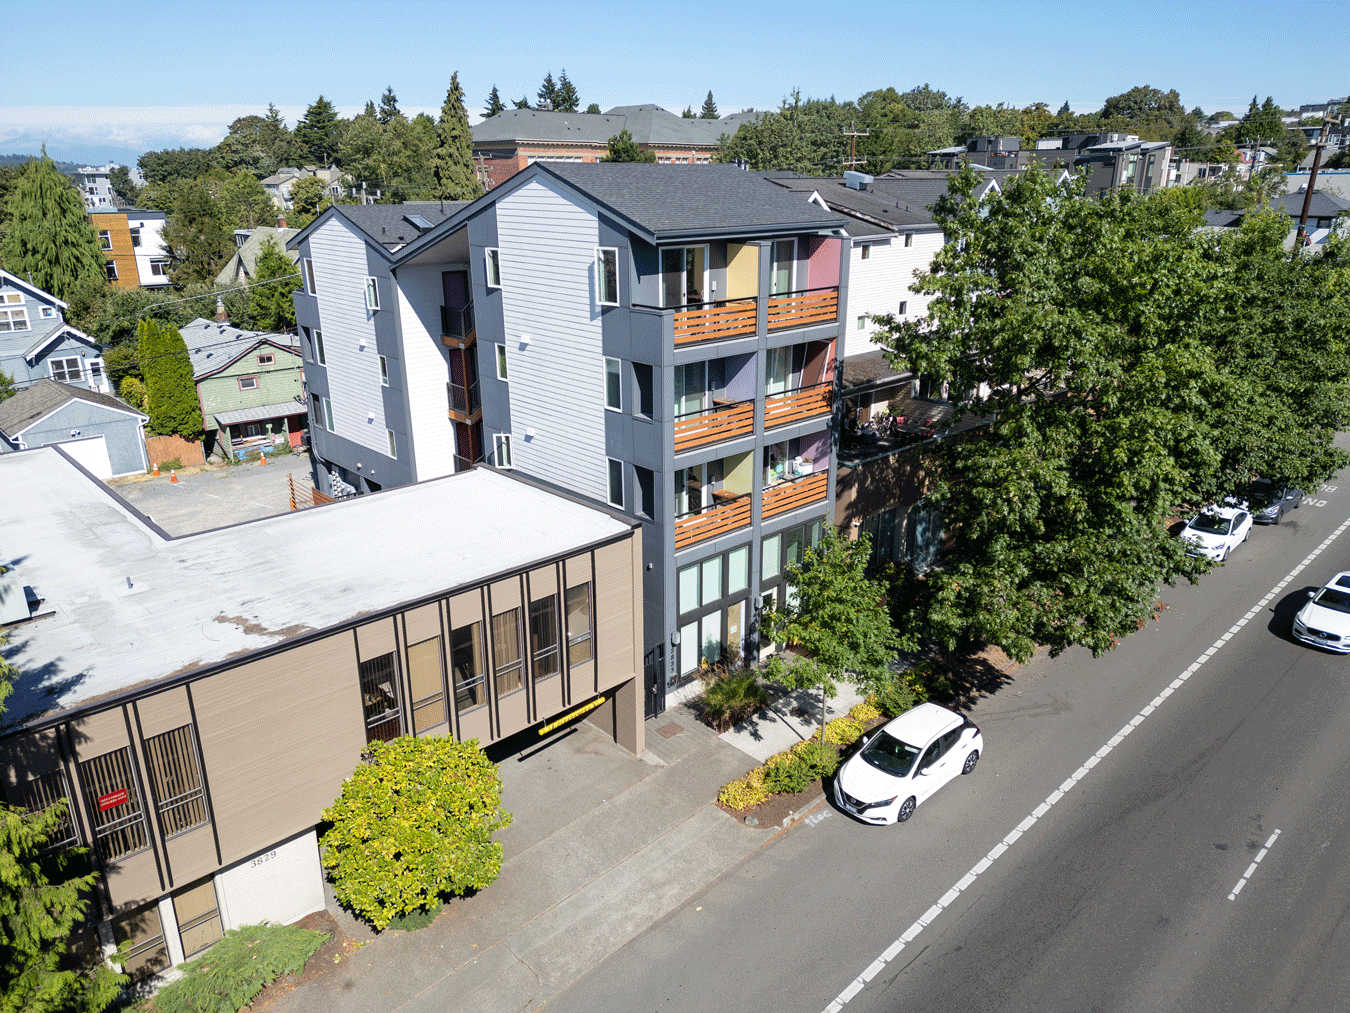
1229, 830, 1281, 900
821, 513, 1350, 1013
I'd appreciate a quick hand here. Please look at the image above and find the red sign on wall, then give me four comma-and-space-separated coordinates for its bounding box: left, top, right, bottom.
97, 788, 129, 811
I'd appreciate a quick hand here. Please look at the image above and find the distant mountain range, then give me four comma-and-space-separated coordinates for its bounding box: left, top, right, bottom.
0, 137, 148, 170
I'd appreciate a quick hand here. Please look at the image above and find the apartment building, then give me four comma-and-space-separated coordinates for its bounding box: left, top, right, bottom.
289, 164, 848, 712
89, 208, 171, 289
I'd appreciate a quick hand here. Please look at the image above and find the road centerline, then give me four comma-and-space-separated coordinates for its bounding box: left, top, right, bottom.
1228, 830, 1281, 901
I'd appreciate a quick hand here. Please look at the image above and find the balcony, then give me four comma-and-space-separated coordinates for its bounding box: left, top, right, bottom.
768, 287, 838, 332
674, 491, 753, 550
674, 397, 754, 453
761, 472, 828, 521
440, 301, 476, 348
672, 297, 757, 346
765, 381, 832, 430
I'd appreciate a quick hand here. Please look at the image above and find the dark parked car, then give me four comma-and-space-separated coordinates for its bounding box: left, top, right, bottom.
1249, 479, 1303, 524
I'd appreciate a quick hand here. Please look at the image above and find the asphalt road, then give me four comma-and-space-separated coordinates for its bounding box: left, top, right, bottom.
109, 453, 312, 535
547, 468, 1350, 1013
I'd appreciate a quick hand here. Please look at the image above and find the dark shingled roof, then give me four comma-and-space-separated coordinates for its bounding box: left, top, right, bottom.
331, 201, 471, 249
472, 105, 760, 148
538, 164, 846, 241
1204, 188, 1349, 229
761, 174, 942, 232
0, 378, 144, 436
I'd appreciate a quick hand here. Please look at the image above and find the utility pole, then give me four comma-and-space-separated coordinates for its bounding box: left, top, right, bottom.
842, 121, 870, 168
1293, 105, 1340, 253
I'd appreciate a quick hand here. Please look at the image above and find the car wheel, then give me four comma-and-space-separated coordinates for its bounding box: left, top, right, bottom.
1274, 508, 1282, 525
896, 796, 917, 823
962, 749, 980, 775
1244, 525, 1250, 541
1221, 547, 1229, 562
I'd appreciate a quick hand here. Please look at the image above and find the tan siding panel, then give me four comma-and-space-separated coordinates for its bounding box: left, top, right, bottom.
68, 708, 132, 758
528, 564, 558, 599
458, 706, 491, 745
104, 850, 163, 913
135, 687, 193, 740
489, 577, 522, 613
448, 590, 483, 627
0, 729, 63, 788
497, 691, 528, 737
356, 619, 394, 660
403, 602, 441, 645
164, 824, 218, 888
593, 540, 636, 691
536, 675, 563, 717
191, 634, 364, 867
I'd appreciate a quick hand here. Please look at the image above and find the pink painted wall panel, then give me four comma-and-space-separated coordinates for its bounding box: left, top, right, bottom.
806, 237, 841, 289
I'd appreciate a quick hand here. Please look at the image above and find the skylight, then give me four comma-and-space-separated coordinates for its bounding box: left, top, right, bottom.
404, 214, 433, 232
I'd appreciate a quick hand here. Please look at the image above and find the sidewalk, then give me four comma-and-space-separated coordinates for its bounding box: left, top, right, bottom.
267, 704, 777, 1013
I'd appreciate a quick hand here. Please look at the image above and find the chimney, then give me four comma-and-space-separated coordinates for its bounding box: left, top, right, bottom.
276, 213, 287, 229
215, 295, 228, 324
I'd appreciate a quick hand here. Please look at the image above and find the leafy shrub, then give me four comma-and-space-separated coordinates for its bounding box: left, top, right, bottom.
763, 741, 841, 795
159, 456, 183, 471
792, 740, 842, 779
718, 767, 769, 811
763, 754, 813, 795
700, 668, 768, 732
822, 717, 864, 747
848, 701, 882, 724
385, 900, 443, 933
149, 923, 328, 1013
322, 736, 512, 930
875, 664, 936, 717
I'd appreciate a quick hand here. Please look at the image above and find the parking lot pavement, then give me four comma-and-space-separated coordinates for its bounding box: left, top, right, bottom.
109, 452, 314, 536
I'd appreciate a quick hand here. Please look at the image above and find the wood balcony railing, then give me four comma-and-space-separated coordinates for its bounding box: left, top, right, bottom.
673, 398, 754, 453
674, 493, 753, 550
761, 471, 828, 521
765, 381, 833, 430
767, 287, 838, 332
671, 297, 757, 345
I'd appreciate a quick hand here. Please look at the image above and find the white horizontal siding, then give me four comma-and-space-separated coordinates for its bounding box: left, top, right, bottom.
844, 233, 945, 357
496, 178, 606, 504
310, 219, 388, 457
396, 264, 458, 480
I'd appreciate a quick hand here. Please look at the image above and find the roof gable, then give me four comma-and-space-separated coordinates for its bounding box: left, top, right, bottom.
0, 269, 68, 311
0, 378, 145, 436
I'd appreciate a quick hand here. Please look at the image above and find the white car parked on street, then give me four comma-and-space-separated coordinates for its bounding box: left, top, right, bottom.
833, 702, 982, 825
1181, 505, 1253, 562
1292, 571, 1350, 653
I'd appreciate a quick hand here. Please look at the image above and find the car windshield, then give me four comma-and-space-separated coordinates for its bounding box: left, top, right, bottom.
1312, 587, 1350, 614
1189, 514, 1232, 535
859, 731, 922, 777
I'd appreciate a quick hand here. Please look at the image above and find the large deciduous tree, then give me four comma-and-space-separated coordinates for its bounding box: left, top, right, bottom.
430, 72, 483, 200
0, 154, 107, 301
218, 171, 276, 230
1101, 85, 1184, 123
873, 167, 1350, 662
139, 317, 203, 439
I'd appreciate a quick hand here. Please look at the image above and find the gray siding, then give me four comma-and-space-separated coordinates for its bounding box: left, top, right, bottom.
18, 401, 147, 476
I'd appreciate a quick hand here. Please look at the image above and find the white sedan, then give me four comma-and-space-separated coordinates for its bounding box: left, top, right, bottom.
1292, 572, 1350, 653
1181, 505, 1253, 562
833, 702, 982, 825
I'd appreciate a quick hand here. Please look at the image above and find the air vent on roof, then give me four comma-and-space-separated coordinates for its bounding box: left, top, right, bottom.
404, 214, 433, 232
844, 171, 873, 191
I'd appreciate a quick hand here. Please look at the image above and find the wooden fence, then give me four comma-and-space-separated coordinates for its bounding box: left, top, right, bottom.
144, 434, 205, 468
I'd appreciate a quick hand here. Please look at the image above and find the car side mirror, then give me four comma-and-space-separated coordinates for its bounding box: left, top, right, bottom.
1307, 590, 1315, 598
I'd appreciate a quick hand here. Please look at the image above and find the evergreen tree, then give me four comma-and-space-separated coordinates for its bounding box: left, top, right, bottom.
537, 73, 557, 109
585, 103, 601, 114
0, 368, 14, 402
1056, 100, 1071, 118
0, 153, 107, 301
162, 180, 231, 285
682, 106, 695, 119
249, 239, 301, 332
377, 87, 400, 125
485, 85, 505, 117
108, 165, 141, 206
700, 90, 719, 119
430, 72, 483, 201
139, 317, 203, 438
284, 175, 330, 229
554, 70, 579, 113
513, 94, 532, 109
295, 95, 340, 164
602, 129, 655, 163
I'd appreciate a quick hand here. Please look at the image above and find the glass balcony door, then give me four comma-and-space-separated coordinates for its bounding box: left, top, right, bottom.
674, 361, 707, 417
765, 346, 790, 396
770, 239, 796, 295
662, 246, 708, 307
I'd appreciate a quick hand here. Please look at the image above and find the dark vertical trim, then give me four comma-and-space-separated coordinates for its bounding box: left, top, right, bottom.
184, 684, 223, 867
123, 705, 165, 893
391, 615, 407, 737
130, 701, 173, 888
350, 627, 366, 744
559, 559, 571, 709
438, 598, 454, 741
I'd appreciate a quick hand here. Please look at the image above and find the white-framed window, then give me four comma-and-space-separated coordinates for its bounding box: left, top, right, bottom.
315, 330, 326, 365
322, 397, 335, 432
0, 295, 30, 332
904, 232, 914, 248
485, 248, 501, 288
364, 276, 380, 311
129, 227, 141, 248
494, 433, 513, 468
379, 355, 389, 386
386, 429, 397, 458
604, 357, 622, 411
150, 259, 170, 276
49, 357, 83, 382
857, 315, 867, 331
495, 344, 508, 381
99, 230, 112, 251
596, 247, 619, 305
40, 305, 55, 319
104, 261, 118, 282
304, 258, 317, 294
237, 375, 259, 391
607, 458, 624, 508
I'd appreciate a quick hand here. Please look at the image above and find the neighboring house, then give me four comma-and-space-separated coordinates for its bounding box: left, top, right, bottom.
0, 378, 149, 476
1286, 169, 1350, 201
0, 270, 109, 395
1071, 135, 1173, 195
88, 208, 171, 289
1203, 187, 1350, 247
471, 105, 760, 189
182, 318, 306, 460
0, 445, 642, 988
289, 163, 847, 712
927, 135, 1071, 171
74, 162, 144, 209
261, 166, 348, 210
214, 226, 300, 288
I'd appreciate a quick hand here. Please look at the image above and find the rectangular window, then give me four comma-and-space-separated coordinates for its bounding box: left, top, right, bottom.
257, 353, 274, 366
607, 458, 624, 508
680, 620, 700, 677
379, 355, 389, 386
597, 247, 619, 305
565, 583, 593, 666
150, 259, 170, 276
860, 244, 870, 260
529, 595, 560, 679
365, 276, 380, 311
99, 230, 112, 251
315, 330, 326, 365
857, 315, 867, 331
898, 301, 908, 316
0, 305, 30, 332
173, 880, 223, 958
113, 905, 168, 982
762, 533, 782, 580
358, 652, 402, 742
104, 261, 118, 282
304, 258, 316, 294
635, 465, 654, 518
49, 357, 82, 383
494, 433, 512, 468
633, 362, 653, 418
143, 725, 208, 838
701, 556, 722, 607
79, 747, 148, 861
386, 430, 397, 458
485, 248, 501, 288
130, 226, 141, 247
15, 771, 80, 850
727, 545, 750, 594
451, 621, 487, 710
495, 343, 508, 380
407, 637, 447, 733
40, 305, 55, 319
322, 397, 335, 432
604, 357, 622, 411
237, 375, 258, 391
491, 608, 524, 695
678, 564, 700, 615
904, 232, 914, 247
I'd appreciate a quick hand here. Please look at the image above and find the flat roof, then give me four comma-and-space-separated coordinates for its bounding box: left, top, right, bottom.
0, 449, 633, 728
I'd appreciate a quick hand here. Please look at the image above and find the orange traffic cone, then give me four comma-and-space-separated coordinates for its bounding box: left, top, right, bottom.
259, 452, 268, 466
152, 462, 160, 476
170, 470, 178, 483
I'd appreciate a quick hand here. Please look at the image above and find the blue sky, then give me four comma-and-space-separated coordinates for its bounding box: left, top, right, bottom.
2, 0, 1347, 162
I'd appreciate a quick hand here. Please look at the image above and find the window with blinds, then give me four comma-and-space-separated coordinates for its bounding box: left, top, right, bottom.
529, 595, 560, 680
173, 879, 223, 957
566, 583, 593, 667
78, 748, 148, 861
113, 904, 168, 981
143, 725, 209, 838
407, 637, 447, 733
359, 653, 402, 742
492, 608, 524, 696
15, 770, 81, 850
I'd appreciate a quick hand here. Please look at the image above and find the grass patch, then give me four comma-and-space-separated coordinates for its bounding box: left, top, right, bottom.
146, 923, 329, 1013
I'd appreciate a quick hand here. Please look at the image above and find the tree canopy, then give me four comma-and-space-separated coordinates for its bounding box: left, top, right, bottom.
0, 154, 108, 301
248, 239, 301, 333
430, 72, 482, 201
1101, 85, 1183, 122
873, 167, 1350, 662
162, 180, 231, 285
554, 70, 580, 113
602, 129, 655, 163
139, 317, 203, 439
485, 85, 505, 117
700, 91, 719, 119
295, 95, 341, 164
